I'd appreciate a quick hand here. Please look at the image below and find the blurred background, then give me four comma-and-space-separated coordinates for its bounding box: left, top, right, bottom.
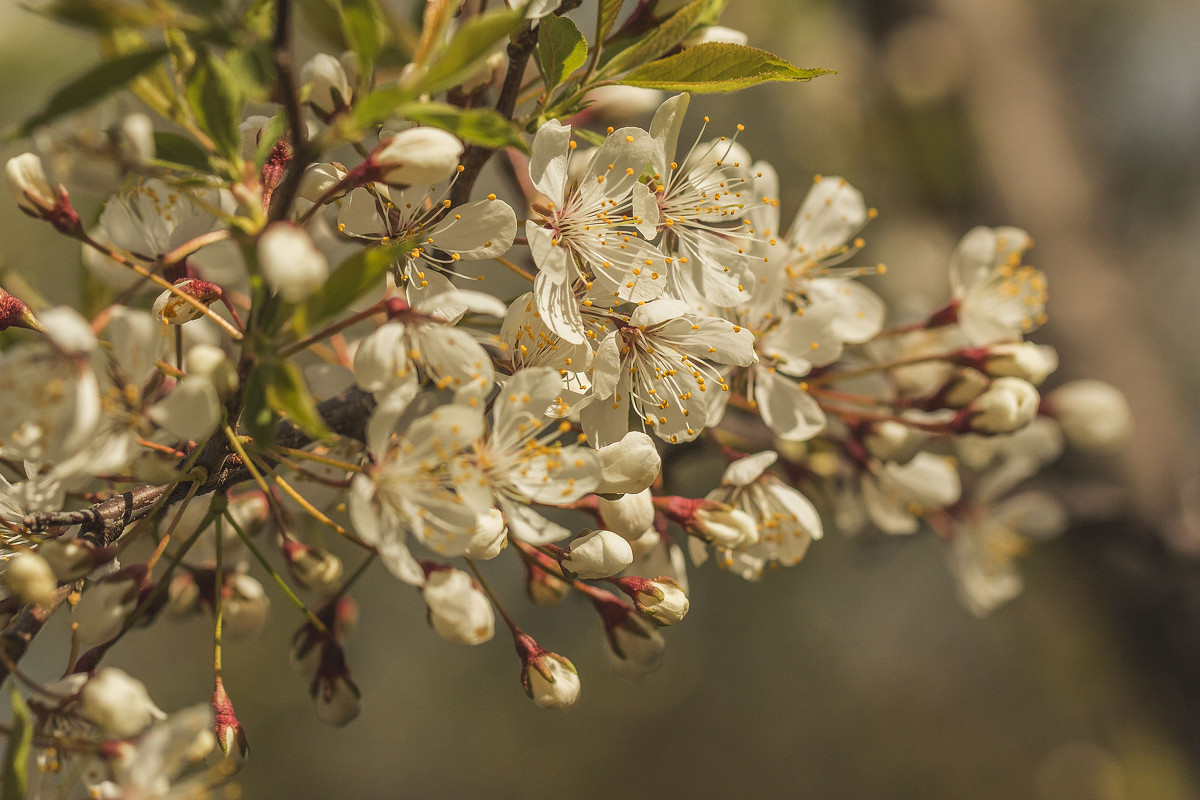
4, 0, 1200, 797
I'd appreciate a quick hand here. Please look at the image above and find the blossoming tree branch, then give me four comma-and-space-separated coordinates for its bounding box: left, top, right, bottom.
0, 0, 1131, 795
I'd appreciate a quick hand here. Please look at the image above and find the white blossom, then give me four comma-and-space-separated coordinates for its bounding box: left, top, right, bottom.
422, 567, 495, 645
1047, 379, 1132, 453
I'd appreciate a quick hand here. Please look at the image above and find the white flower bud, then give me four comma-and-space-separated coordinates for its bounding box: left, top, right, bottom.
2, 552, 57, 608
605, 612, 665, 678
983, 342, 1058, 386
526, 566, 570, 607
465, 507, 507, 560
523, 652, 580, 710
73, 574, 140, 645
633, 577, 689, 625
942, 367, 991, 408
79, 668, 166, 738
148, 375, 222, 442
373, 127, 463, 187
626, 528, 661, 560
694, 505, 758, 548
583, 86, 666, 124
167, 573, 201, 617
967, 377, 1040, 435
595, 431, 661, 494
1048, 379, 1132, 453
258, 223, 328, 303
422, 568, 494, 645
38, 539, 95, 582
117, 113, 156, 163
862, 420, 923, 463
287, 547, 344, 593
5, 152, 57, 214
560, 529, 634, 580
298, 162, 348, 204
186, 344, 238, 400
598, 489, 655, 540
300, 53, 352, 114
315, 674, 362, 727
222, 573, 270, 640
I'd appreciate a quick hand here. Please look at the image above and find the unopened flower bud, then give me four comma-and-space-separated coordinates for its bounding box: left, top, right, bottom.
298, 162, 348, 204
283, 541, 344, 593
186, 344, 238, 400
515, 633, 580, 711
79, 667, 166, 738
422, 566, 494, 645
208, 677, 248, 774
258, 223, 328, 304
964, 377, 1040, 435
38, 539, 102, 582
559, 529, 634, 580
167, 572, 202, 617
371, 128, 463, 187
1046, 379, 1132, 453
980, 342, 1058, 386
465, 508, 507, 560
5, 153, 80, 234
941, 367, 991, 408
591, 592, 665, 678
862, 420, 923, 464
0, 286, 42, 333
526, 562, 570, 606
626, 528, 661, 560
598, 489, 655, 540
73, 569, 145, 645
694, 504, 758, 548
300, 53, 352, 115
595, 432, 661, 494
152, 278, 223, 325
2, 552, 57, 608
614, 576, 689, 625
684, 25, 749, 45
148, 375, 222, 442
222, 573, 270, 640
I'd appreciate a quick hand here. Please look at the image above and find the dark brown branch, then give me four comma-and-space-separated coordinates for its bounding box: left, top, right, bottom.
267, 0, 315, 222
25, 387, 376, 544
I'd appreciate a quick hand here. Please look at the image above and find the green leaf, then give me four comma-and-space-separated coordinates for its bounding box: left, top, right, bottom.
294, 242, 407, 331
13, 46, 169, 137
2, 688, 32, 800
187, 49, 244, 160
265, 361, 334, 441
415, 6, 526, 96
340, 0, 385, 80
536, 15, 587, 92
599, 0, 725, 76
153, 132, 214, 172
241, 364, 280, 448
39, 0, 160, 30
351, 85, 414, 130
395, 102, 527, 151
619, 44, 833, 93
597, 0, 625, 44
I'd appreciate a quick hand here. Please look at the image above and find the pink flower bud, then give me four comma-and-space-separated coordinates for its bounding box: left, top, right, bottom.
208, 677, 249, 774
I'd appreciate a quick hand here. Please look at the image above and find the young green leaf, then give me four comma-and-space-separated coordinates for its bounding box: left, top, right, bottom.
597, 0, 625, 45
2, 688, 32, 800
13, 46, 169, 137
414, 6, 526, 96
340, 0, 385, 80
186, 49, 244, 160
598, 0, 726, 77
619, 44, 832, 93
153, 132, 215, 172
536, 15, 587, 92
265, 361, 335, 441
396, 102, 528, 151
241, 364, 280, 448
351, 85, 414, 130
293, 242, 407, 332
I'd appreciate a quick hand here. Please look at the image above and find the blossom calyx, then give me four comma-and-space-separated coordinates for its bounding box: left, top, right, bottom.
208, 676, 249, 774
367, 127, 463, 187
558, 529, 634, 580
0, 286, 43, 333
5, 153, 81, 234
2, 552, 57, 609
612, 576, 689, 625
515, 632, 580, 711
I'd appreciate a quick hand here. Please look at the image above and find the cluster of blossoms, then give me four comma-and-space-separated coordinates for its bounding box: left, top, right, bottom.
0, 0, 1132, 796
